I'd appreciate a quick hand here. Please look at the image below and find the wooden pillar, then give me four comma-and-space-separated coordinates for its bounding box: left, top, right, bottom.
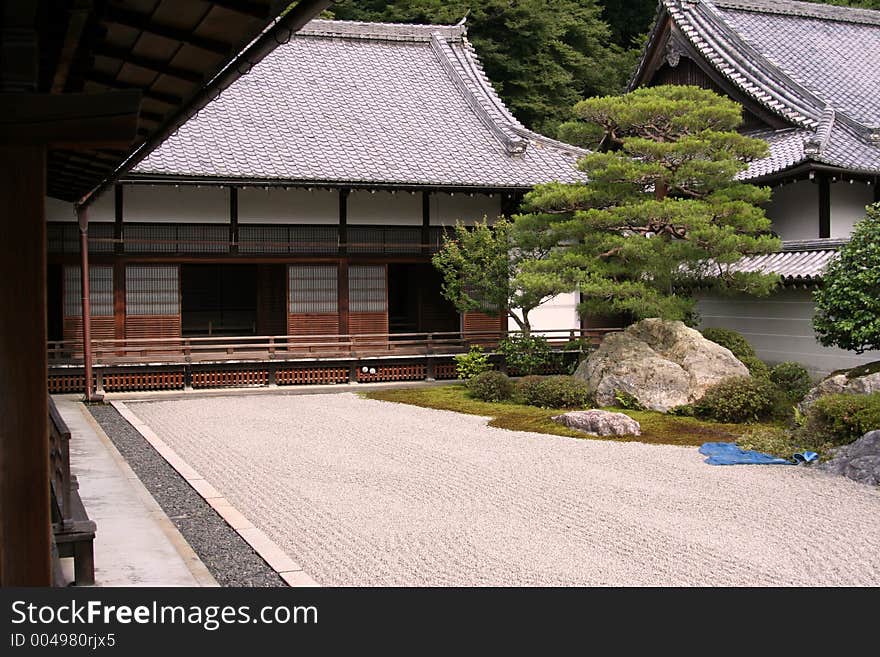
819, 174, 831, 239
338, 260, 349, 337
76, 206, 100, 401
229, 186, 238, 254
338, 188, 348, 256
113, 262, 125, 342
421, 191, 431, 255
874, 176, 879, 203
0, 145, 51, 586
113, 183, 123, 254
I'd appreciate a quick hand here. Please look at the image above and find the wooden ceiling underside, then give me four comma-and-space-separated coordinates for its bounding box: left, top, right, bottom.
31, 0, 330, 203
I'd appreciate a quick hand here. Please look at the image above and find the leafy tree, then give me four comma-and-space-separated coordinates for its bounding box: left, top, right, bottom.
331, 0, 631, 134
813, 204, 880, 353
515, 85, 780, 323
432, 218, 566, 336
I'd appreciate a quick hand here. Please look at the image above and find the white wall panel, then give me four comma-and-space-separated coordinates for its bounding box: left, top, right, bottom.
431, 193, 501, 226
508, 292, 580, 333
697, 288, 880, 377
46, 193, 113, 222
46, 196, 75, 222
239, 187, 338, 224
123, 185, 229, 223
830, 181, 873, 238
766, 180, 818, 241
348, 190, 421, 225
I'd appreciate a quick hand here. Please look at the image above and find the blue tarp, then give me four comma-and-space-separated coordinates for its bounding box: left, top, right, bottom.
699, 442, 818, 466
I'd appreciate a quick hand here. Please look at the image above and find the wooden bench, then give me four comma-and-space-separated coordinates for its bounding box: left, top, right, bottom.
49, 398, 96, 586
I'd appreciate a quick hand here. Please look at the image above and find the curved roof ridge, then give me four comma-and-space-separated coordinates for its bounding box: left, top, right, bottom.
429, 33, 528, 155
298, 18, 465, 42
672, 0, 824, 126
711, 0, 880, 26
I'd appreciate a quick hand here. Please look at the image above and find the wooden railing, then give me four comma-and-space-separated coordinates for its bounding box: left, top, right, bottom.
48, 328, 620, 365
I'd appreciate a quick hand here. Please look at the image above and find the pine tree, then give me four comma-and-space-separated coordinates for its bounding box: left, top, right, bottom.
813, 204, 880, 353
515, 85, 780, 323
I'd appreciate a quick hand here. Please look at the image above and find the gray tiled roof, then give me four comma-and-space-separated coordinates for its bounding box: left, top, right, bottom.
650, 0, 880, 178
133, 19, 586, 188
726, 245, 839, 282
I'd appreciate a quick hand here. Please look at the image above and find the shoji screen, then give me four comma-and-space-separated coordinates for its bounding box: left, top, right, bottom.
62, 265, 115, 343
125, 265, 181, 339
348, 264, 388, 336
287, 264, 339, 337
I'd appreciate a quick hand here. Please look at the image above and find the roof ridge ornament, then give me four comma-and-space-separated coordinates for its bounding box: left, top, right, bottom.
804, 107, 836, 156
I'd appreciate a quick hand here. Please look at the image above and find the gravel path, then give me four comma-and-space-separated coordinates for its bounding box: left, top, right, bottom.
129, 393, 880, 586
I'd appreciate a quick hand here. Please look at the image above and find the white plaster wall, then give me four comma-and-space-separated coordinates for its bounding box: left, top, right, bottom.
46, 196, 76, 222
830, 180, 874, 238
238, 187, 338, 224
45, 193, 114, 222
765, 180, 818, 241
697, 288, 880, 378
348, 190, 421, 225
508, 292, 580, 334
431, 193, 501, 226
123, 185, 229, 223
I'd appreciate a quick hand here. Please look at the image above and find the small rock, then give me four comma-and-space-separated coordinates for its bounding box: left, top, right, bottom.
817, 430, 880, 486
552, 410, 641, 436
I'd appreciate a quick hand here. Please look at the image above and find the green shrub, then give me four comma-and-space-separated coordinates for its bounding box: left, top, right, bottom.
466, 370, 514, 402
498, 334, 555, 375
800, 392, 880, 446
701, 327, 769, 377
515, 375, 593, 409
737, 427, 799, 458
769, 362, 812, 401
694, 376, 777, 423
513, 375, 544, 405
668, 404, 695, 417
613, 389, 644, 411
454, 346, 492, 380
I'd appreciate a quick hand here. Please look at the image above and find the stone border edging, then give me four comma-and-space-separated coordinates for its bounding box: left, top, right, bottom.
75, 402, 220, 588
109, 400, 319, 587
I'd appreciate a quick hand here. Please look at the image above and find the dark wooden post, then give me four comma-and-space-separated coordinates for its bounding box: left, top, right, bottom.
818, 173, 831, 239
421, 191, 431, 255
0, 145, 52, 586
76, 206, 100, 401
229, 185, 238, 254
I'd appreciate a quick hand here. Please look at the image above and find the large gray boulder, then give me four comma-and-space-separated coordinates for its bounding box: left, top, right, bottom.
552, 410, 641, 436
818, 430, 880, 486
799, 369, 880, 410
574, 318, 749, 412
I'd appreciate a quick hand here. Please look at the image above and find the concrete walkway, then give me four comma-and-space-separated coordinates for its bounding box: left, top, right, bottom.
55, 397, 216, 586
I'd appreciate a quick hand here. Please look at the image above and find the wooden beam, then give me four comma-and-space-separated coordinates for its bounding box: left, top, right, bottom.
819, 174, 831, 239
103, 6, 233, 56
114, 183, 123, 254
85, 72, 182, 107
0, 91, 142, 147
51, 2, 92, 93
338, 260, 349, 336
93, 44, 204, 84
0, 145, 51, 585
210, 0, 271, 20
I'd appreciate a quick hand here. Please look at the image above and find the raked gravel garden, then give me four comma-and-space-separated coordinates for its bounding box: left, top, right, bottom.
123, 390, 880, 587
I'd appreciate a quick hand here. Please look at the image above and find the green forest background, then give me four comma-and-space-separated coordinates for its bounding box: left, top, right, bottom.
328, 0, 879, 136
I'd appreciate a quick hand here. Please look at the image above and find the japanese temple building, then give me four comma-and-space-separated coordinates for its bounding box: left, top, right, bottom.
46, 19, 586, 358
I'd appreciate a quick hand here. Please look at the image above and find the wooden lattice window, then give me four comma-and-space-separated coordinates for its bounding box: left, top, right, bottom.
63, 265, 113, 317
349, 264, 386, 312
126, 265, 179, 315
288, 265, 338, 313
